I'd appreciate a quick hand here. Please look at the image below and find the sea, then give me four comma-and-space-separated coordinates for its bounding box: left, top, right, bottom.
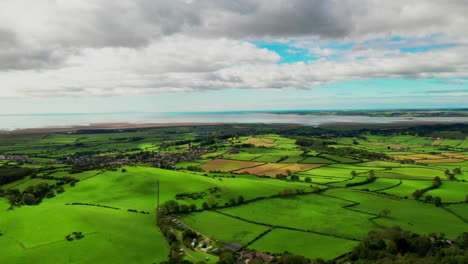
1, 111, 468, 130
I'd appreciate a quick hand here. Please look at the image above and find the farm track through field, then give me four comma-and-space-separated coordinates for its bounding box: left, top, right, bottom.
213, 210, 360, 242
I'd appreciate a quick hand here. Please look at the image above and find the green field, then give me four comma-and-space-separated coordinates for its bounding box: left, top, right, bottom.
249, 229, 358, 260
219, 194, 378, 239
324, 189, 467, 238
378, 179, 433, 197
1, 123, 467, 263
178, 211, 269, 244
423, 181, 468, 203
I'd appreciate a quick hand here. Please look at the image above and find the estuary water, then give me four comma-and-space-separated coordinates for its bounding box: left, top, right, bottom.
1, 111, 468, 130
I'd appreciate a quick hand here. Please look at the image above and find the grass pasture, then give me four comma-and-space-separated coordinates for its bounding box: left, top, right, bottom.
0, 204, 169, 264
178, 211, 269, 245
378, 179, 432, 198
235, 163, 325, 177
248, 229, 358, 260
252, 155, 284, 163
446, 203, 468, 221
219, 194, 378, 239
1, 124, 468, 263
12, 178, 58, 192
319, 154, 359, 163
423, 181, 468, 203
418, 158, 465, 164
234, 163, 292, 176
241, 137, 277, 147
124, 167, 316, 207
200, 159, 263, 172
300, 156, 337, 164
352, 178, 401, 191
323, 188, 467, 238
261, 164, 325, 178
224, 153, 263, 161
279, 156, 306, 163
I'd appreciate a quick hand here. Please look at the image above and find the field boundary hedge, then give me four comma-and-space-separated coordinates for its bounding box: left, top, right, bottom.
372, 179, 403, 192
320, 192, 388, 229
213, 210, 360, 241
441, 206, 468, 223
345, 176, 376, 187
241, 227, 275, 250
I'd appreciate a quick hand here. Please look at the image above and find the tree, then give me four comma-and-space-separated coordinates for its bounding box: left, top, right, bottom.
121, 168, 127, 173
218, 252, 236, 264
207, 197, 217, 208
5, 194, 18, 209
453, 167, 461, 175
161, 200, 180, 214
189, 204, 197, 211
21, 193, 36, 205
229, 197, 237, 206
56, 186, 65, 194
304, 177, 312, 183
369, 170, 375, 178
237, 195, 245, 204
424, 195, 433, 203
444, 169, 450, 177
290, 175, 300, 181
182, 229, 198, 241
202, 202, 209, 210
180, 204, 189, 213
433, 196, 442, 207
379, 209, 391, 218
351, 170, 357, 177
281, 254, 309, 264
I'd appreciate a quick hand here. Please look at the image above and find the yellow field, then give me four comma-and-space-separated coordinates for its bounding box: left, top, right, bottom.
235, 163, 290, 175
441, 153, 468, 159
409, 154, 445, 159
418, 158, 465, 164
241, 137, 277, 147
262, 164, 326, 177
200, 159, 264, 172
391, 155, 423, 160
235, 163, 326, 178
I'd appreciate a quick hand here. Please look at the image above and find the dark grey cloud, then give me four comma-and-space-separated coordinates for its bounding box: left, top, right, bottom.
2, 0, 468, 71
0, 0, 468, 98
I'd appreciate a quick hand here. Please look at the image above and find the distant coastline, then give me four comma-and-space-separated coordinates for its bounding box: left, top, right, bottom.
1, 109, 467, 132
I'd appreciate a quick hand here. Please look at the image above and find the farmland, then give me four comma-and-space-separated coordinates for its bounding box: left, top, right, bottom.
0, 123, 467, 264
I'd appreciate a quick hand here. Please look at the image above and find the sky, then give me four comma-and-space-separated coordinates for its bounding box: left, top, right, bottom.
0, 0, 468, 114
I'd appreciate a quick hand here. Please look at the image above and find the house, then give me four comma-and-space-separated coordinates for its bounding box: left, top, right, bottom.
238, 250, 275, 263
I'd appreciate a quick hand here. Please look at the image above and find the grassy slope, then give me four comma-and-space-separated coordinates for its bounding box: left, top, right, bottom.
324, 189, 467, 238
219, 194, 377, 239
0, 176, 169, 264
178, 211, 269, 244
249, 229, 358, 260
